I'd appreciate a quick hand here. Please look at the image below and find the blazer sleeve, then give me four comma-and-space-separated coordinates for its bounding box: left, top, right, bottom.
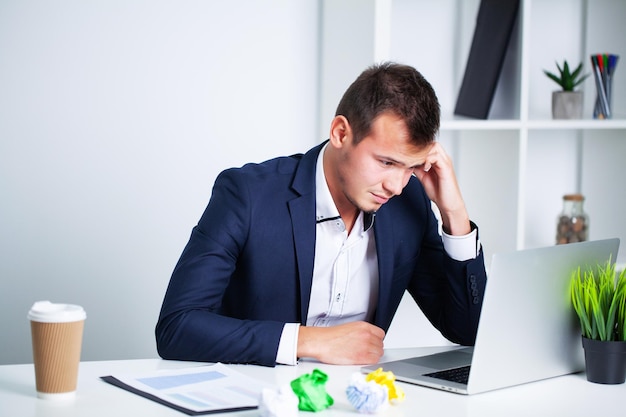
374, 177, 487, 347
409, 216, 487, 346
155, 169, 285, 366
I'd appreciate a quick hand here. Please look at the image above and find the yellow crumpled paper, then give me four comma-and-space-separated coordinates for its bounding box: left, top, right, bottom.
364, 368, 405, 403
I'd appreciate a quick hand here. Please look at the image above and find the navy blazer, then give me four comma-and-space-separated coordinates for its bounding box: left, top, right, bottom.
156, 142, 487, 366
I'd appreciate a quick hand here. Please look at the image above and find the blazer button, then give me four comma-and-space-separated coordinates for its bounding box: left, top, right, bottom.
473, 296, 480, 304
469, 274, 476, 283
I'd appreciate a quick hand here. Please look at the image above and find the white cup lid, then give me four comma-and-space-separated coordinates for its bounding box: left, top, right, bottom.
27, 301, 86, 323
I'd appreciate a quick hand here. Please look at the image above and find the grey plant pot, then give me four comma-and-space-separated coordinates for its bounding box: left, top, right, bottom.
552, 91, 583, 119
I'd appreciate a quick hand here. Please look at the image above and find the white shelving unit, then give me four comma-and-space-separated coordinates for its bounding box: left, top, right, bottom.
320, 0, 626, 266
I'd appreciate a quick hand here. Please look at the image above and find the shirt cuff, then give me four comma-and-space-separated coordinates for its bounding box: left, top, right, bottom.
276, 323, 300, 365
442, 226, 479, 261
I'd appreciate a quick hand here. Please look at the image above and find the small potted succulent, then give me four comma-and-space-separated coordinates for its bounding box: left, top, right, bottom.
544, 60, 589, 119
570, 259, 626, 384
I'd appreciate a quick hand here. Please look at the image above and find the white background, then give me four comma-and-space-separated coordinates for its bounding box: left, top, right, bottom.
0, 0, 320, 364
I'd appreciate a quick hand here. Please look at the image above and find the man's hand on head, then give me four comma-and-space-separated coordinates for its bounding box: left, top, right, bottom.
413, 142, 471, 236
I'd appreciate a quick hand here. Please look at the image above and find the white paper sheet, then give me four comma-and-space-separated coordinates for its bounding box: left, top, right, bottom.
102, 363, 271, 414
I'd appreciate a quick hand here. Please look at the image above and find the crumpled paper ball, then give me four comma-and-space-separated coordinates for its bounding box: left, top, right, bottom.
258, 385, 299, 417
346, 367, 405, 413
364, 367, 405, 403
290, 368, 334, 412
345, 372, 389, 414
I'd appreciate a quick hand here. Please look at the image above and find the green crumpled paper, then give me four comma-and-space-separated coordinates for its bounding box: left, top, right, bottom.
290, 369, 334, 412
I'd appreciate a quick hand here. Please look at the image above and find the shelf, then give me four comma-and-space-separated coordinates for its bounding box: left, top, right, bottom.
525, 119, 626, 130
440, 119, 521, 131
441, 118, 626, 131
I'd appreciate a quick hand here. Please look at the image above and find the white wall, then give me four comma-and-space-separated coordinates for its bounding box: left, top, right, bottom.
0, 0, 320, 365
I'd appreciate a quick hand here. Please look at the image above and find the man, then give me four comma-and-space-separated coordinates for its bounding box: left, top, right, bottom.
156, 62, 487, 367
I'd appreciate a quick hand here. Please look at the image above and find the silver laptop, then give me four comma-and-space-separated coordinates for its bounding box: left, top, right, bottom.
363, 238, 620, 394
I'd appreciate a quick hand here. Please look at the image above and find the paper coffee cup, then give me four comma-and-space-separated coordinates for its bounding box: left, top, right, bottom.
28, 301, 86, 400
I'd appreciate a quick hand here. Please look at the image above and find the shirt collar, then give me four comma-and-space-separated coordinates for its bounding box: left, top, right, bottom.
315, 143, 375, 233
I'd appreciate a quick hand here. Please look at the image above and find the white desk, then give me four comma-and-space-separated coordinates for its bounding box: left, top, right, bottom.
1, 347, 623, 417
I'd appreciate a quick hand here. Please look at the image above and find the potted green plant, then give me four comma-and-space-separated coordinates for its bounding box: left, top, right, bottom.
570, 259, 626, 384
544, 60, 589, 119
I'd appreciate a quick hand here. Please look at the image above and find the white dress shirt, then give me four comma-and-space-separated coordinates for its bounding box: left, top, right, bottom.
275, 144, 478, 365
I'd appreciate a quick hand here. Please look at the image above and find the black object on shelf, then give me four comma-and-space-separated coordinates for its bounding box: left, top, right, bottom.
454, 0, 520, 119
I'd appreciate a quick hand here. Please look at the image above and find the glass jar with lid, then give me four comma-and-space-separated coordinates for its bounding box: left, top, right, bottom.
556, 194, 589, 244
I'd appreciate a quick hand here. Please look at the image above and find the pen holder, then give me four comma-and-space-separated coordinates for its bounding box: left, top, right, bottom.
591, 53, 619, 119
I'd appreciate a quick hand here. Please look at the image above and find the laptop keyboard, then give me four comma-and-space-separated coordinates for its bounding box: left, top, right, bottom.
424, 365, 471, 384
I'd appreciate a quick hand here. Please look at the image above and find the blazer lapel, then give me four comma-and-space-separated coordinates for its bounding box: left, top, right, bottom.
287, 142, 325, 323
373, 208, 395, 328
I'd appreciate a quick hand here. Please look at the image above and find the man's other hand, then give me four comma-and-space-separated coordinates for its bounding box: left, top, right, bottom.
297, 321, 385, 365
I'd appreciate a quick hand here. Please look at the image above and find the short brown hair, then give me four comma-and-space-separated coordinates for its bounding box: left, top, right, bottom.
335, 62, 440, 146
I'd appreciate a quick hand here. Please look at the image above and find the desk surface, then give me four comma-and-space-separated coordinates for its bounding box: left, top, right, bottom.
1, 347, 624, 417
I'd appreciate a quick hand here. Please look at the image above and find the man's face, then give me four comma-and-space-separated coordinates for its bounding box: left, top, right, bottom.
333, 113, 432, 214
